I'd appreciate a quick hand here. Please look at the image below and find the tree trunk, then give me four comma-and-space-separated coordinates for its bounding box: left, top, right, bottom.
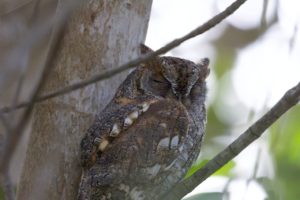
17, 1, 152, 199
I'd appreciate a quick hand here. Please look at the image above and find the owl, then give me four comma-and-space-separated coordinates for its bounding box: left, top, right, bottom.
78, 45, 209, 200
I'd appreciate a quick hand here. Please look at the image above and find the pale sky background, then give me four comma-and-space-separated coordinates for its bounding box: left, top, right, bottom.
146, 0, 300, 199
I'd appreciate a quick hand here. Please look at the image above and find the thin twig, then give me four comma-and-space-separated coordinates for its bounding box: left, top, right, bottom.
0, 3, 43, 197
260, 0, 269, 26
164, 82, 300, 200
222, 178, 233, 200
8, 0, 40, 124
9, 47, 30, 124
241, 148, 262, 200
289, 25, 298, 53
251, 148, 261, 179
11, 72, 26, 113
0, 0, 247, 114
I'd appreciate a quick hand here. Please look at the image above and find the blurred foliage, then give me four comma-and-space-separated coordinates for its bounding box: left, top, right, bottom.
184, 192, 223, 200
206, 107, 230, 139
213, 47, 235, 78
256, 177, 279, 200
0, 188, 3, 200
187, 6, 300, 198
270, 105, 300, 200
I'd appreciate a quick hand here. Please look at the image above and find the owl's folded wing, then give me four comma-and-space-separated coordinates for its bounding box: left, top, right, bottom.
82, 99, 190, 188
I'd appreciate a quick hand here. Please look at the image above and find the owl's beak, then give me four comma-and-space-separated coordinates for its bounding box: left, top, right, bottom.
172, 83, 190, 101
174, 89, 190, 102
176, 94, 182, 102
171, 89, 183, 101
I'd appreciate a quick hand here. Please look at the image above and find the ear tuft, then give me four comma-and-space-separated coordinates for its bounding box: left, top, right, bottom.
199, 58, 209, 67
139, 44, 161, 73
140, 44, 154, 54
199, 58, 210, 79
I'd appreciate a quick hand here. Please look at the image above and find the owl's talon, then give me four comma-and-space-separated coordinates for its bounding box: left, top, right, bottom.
157, 137, 170, 150
124, 117, 133, 127
110, 123, 121, 137
93, 137, 101, 144
124, 110, 140, 129
128, 110, 139, 120
98, 139, 109, 151
170, 136, 179, 149
141, 102, 150, 112
91, 173, 114, 186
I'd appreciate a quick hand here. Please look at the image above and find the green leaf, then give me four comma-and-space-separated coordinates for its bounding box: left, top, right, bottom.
213, 160, 235, 177
269, 105, 300, 199
184, 192, 223, 200
184, 160, 209, 179
256, 177, 279, 200
185, 159, 235, 179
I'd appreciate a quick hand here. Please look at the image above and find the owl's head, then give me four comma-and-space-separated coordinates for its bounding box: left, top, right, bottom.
138, 45, 210, 101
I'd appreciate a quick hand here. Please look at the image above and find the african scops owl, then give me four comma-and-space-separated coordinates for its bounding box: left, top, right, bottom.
78, 45, 210, 200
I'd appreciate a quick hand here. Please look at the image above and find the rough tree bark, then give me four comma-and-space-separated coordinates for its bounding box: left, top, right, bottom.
17, 1, 152, 199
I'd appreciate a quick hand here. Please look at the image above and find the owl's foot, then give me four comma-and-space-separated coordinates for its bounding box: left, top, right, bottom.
91, 173, 114, 187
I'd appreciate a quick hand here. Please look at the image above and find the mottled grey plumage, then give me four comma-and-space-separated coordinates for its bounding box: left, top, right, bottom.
78, 45, 209, 200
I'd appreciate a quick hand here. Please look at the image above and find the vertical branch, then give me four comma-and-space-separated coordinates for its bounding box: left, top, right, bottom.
0, 172, 15, 200
0, 108, 14, 200
0, 1, 74, 173
0, 2, 78, 199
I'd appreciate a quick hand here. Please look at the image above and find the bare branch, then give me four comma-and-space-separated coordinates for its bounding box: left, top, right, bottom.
164, 81, 300, 200
0, 0, 247, 114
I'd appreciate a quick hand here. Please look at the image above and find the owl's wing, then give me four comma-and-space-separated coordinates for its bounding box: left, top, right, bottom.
80, 97, 158, 168
82, 99, 190, 188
